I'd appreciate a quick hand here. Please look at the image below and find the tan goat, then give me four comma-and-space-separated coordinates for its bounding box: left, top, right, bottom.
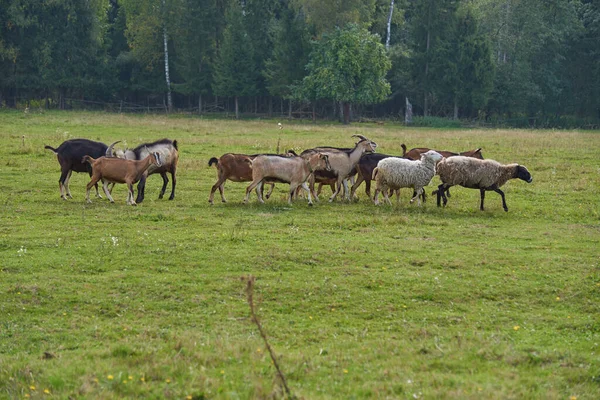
83, 152, 162, 206
244, 153, 331, 205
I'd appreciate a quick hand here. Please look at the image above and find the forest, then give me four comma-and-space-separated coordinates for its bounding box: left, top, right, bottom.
0, 0, 598, 127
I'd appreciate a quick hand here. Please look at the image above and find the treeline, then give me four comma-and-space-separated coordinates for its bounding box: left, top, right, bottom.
0, 0, 598, 127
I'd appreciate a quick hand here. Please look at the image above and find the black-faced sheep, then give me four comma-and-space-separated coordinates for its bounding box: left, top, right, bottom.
372, 150, 443, 206
435, 156, 533, 212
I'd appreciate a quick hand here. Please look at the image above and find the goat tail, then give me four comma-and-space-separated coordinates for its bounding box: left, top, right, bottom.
400, 143, 407, 157
44, 145, 58, 153
82, 155, 94, 165
172, 140, 179, 151
372, 167, 379, 181
208, 157, 219, 167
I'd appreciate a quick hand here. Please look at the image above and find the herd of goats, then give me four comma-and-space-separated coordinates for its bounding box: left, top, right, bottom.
44, 133, 533, 212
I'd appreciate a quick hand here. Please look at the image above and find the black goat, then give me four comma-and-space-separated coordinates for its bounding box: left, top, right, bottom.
109, 139, 179, 203
45, 138, 118, 200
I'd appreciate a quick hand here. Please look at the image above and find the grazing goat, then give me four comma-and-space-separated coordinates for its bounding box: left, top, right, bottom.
108, 139, 179, 203
372, 150, 443, 206
436, 156, 532, 212
244, 153, 331, 205
307, 135, 376, 202
83, 152, 162, 206
45, 139, 119, 200
208, 151, 297, 204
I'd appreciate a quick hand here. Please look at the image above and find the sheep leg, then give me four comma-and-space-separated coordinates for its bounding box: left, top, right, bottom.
410, 187, 423, 206
158, 172, 169, 199
373, 188, 381, 205
103, 181, 115, 203
382, 187, 392, 205
494, 187, 508, 212
168, 167, 176, 200
479, 188, 486, 211
437, 183, 449, 207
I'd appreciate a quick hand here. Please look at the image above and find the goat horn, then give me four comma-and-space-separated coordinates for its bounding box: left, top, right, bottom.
106, 141, 121, 157
351, 134, 368, 141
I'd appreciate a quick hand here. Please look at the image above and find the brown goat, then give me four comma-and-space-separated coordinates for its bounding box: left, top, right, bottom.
401, 144, 483, 161
83, 152, 162, 206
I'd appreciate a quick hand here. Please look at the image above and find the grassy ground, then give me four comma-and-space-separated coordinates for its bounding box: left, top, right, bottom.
0, 110, 598, 399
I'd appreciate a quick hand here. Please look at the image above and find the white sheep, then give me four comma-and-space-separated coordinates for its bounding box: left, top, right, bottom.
435, 156, 533, 212
372, 150, 443, 206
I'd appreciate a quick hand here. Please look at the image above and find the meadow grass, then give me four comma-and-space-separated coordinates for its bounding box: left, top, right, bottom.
0, 110, 598, 399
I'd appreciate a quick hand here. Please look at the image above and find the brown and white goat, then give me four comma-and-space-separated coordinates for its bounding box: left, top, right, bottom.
107, 139, 179, 203
244, 153, 331, 205
83, 152, 162, 206
208, 151, 297, 205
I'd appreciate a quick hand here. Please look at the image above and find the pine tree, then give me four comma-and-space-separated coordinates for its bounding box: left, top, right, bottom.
212, 1, 257, 118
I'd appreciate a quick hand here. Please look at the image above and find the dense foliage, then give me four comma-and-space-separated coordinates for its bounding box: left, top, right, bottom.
0, 0, 598, 126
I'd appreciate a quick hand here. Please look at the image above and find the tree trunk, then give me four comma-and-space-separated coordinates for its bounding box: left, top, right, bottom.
162, 0, 172, 113
343, 102, 350, 125
423, 0, 432, 117
386, 0, 394, 50
453, 98, 459, 120
235, 96, 239, 119
268, 96, 273, 117
288, 99, 292, 119
198, 94, 203, 114
312, 103, 316, 123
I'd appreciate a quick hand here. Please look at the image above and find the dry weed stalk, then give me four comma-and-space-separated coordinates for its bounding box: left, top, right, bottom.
243, 275, 294, 399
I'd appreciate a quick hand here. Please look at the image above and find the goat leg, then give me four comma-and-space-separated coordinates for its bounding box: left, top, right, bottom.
102, 181, 115, 203
158, 172, 168, 199
168, 168, 176, 200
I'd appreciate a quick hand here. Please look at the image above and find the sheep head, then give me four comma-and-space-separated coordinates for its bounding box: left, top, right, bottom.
421, 150, 444, 164
516, 165, 533, 183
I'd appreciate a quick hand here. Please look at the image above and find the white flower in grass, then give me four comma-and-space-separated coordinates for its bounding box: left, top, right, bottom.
17, 246, 27, 256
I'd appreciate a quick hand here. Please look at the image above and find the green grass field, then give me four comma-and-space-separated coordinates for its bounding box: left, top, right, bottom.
0, 110, 599, 399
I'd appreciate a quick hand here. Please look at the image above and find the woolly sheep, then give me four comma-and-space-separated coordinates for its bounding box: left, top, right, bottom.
435, 156, 533, 212
372, 150, 443, 206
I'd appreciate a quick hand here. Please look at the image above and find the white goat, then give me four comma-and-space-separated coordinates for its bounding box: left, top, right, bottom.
83, 152, 162, 206
372, 150, 443, 206
244, 153, 331, 205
